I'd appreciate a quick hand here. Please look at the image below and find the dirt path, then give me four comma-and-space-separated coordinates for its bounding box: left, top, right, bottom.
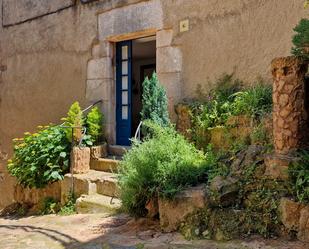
0, 213, 308, 249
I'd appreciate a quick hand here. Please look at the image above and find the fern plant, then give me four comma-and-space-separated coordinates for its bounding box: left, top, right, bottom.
86, 107, 104, 144
140, 73, 170, 126
62, 102, 84, 144
291, 18, 309, 59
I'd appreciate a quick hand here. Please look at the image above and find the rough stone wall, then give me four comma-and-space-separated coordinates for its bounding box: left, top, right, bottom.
271, 56, 308, 154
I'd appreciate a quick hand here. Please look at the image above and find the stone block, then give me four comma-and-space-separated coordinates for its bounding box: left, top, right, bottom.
90, 158, 119, 173
157, 29, 173, 48
90, 144, 108, 160
76, 194, 121, 214
209, 176, 239, 207
92, 41, 113, 59
87, 58, 112, 80
61, 174, 96, 204
98, 0, 163, 40
264, 154, 299, 180
159, 185, 207, 232
96, 177, 120, 198
71, 147, 90, 174
298, 206, 309, 242
279, 198, 304, 232
157, 47, 182, 73
86, 79, 112, 103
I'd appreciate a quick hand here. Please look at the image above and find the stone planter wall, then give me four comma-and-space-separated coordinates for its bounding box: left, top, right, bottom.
14, 181, 61, 210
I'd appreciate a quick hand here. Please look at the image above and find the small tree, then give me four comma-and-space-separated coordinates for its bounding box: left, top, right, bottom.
291, 18, 309, 59
86, 107, 104, 144
62, 102, 83, 143
140, 72, 170, 126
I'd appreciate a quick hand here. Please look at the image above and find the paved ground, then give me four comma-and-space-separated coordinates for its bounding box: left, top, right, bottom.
0, 213, 308, 249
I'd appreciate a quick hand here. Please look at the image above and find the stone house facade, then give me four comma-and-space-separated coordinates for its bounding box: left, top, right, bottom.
0, 0, 306, 207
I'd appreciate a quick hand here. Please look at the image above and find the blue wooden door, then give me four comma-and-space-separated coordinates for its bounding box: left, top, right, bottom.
116, 41, 132, 146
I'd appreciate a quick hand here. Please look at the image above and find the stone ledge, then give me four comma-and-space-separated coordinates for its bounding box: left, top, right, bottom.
279, 197, 309, 242
159, 185, 207, 232
264, 154, 299, 180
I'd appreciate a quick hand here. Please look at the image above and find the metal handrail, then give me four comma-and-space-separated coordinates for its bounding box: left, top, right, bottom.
59, 100, 103, 127
59, 100, 102, 194
134, 121, 143, 141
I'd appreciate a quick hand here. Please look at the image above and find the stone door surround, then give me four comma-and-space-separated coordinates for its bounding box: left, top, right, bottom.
86, 0, 182, 144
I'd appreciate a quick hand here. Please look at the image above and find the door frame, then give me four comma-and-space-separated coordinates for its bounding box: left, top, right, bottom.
116, 40, 133, 146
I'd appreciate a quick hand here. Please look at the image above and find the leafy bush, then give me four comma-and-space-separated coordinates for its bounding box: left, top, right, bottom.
292, 18, 309, 59
231, 83, 273, 118
140, 73, 170, 126
289, 151, 309, 203
118, 121, 214, 217
8, 126, 70, 188
86, 107, 104, 145
62, 101, 84, 143
189, 75, 272, 150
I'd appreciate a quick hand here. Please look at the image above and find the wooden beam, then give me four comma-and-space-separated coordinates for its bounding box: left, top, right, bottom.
106, 28, 157, 42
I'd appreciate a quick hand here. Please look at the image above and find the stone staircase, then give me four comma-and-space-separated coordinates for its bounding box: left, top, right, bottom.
61, 145, 130, 214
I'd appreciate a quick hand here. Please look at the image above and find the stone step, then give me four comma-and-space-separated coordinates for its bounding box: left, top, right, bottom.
108, 145, 131, 157
76, 194, 121, 214
61, 170, 120, 204
90, 158, 119, 173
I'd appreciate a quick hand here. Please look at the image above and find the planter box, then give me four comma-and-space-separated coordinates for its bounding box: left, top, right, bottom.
14, 181, 61, 211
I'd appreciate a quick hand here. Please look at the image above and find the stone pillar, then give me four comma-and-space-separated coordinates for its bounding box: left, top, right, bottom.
86, 41, 115, 144
271, 56, 308, 154
156, 29, 182, 122
265, 57, 308, 180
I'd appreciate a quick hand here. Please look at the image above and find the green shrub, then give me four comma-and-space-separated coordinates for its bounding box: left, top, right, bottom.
118, 121, 213, 217
190, 76, 272, 151
86, 107, 104, 144
8, 125, 70, 188
62, 101, 84, 143
140, 73, 170, 126
231, 83, 272, 118
289, 151, 309, 204
292, 18, 309, 59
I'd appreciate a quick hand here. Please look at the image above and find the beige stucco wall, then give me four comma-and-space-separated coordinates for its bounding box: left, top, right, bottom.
162, 0, 307, 98
0, 0, 307, 208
